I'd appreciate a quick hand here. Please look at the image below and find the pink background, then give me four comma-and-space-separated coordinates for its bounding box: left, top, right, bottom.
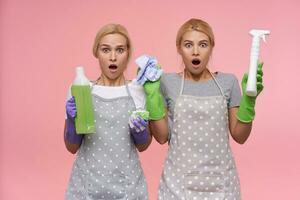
1, 0, 299, 199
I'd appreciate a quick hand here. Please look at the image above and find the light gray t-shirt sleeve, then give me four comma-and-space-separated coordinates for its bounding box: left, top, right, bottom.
228, 75, 241, 108
160, 74, 169, 107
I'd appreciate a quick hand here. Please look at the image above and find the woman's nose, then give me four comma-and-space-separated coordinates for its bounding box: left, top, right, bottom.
110, 51, 117, 62
193, 47, 199, 56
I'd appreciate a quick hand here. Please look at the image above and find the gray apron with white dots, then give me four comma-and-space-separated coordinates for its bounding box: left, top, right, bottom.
158, 72, 241, 200
65, 82, 148, 200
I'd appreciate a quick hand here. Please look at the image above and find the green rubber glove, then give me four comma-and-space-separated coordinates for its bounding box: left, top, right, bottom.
144, 78, 165, 120
236, 63, 264, 123
142, 63, 165, 120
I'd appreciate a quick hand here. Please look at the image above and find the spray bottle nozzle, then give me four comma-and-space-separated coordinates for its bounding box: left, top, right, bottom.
249, 29, 270, 43
262, 35, 266, 42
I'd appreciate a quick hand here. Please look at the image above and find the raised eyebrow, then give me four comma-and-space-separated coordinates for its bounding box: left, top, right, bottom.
115, 45, 126, 48
183, 40, 193, 43
99, 44, 127, 49
99, 44, 110, 48
199, 40, 209, 43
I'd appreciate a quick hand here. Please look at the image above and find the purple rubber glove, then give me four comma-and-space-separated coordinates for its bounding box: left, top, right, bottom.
129, 116, 149, 145
64, 96, 83, 144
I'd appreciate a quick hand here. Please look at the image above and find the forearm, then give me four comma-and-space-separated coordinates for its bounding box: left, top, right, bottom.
64, 120, 82, 154
229, 62, 264, 144
149, 115, 169, 144
229, 107, 253, 144
231, 120, 252, 144
135, 130, 152, 152
64, 138, 81, 154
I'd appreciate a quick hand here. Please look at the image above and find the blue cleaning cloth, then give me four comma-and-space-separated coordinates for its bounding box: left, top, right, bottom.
135, 55, 163, 85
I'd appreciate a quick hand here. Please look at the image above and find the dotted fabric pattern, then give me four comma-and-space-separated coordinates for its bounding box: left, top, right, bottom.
158, 94, 241, 200
65, 94, 148, 200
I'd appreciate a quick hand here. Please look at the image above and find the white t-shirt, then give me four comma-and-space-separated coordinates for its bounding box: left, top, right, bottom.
65, 82, 146, 119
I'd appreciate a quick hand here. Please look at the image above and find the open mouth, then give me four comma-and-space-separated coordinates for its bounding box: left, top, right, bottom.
109, 64, 118, 70
192, 59, 201, 65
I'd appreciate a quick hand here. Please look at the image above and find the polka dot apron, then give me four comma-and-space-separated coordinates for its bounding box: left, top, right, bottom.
158, 72, 241, 200
65, 82, 148, 200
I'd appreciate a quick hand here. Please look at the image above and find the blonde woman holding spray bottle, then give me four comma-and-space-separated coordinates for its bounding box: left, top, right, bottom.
64, 24, 151, 200
137, 18, 264, 199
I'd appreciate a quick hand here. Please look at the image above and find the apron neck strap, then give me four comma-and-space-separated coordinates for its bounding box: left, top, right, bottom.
125, 81, 137, 110
208, 71, 226, 97
124, 81, 131, 96
179, 72, 185, 96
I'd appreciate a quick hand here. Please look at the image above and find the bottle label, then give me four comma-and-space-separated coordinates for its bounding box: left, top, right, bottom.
71, 85, 96, 134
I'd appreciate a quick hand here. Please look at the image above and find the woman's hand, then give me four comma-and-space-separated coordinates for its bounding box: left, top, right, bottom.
64, 96, 83, 147
236, 63, 264, 123
144, 78, 165, 120
129, 115, 149, 144
135, 55, 165, 120
66, 96, 77, 119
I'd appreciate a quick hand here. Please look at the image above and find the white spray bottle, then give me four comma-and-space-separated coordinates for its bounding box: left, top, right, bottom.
246, 29, 270, 96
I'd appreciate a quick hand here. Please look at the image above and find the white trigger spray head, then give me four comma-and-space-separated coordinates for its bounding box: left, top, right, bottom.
262, 35, 266, 42
249, 29, 270, 42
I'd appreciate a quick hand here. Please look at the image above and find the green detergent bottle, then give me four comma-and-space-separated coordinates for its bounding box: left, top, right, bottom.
71, 66, 95, 134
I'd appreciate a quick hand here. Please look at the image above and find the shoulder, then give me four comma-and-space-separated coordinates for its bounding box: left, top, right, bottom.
215, 72, 239, 85
162, 72, 180, 80
161, 72, 181, 85
216, 72, 238, 80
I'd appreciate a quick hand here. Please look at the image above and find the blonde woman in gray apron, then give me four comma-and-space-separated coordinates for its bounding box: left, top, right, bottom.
146, 19, 264, 199
63, 24, 151, 200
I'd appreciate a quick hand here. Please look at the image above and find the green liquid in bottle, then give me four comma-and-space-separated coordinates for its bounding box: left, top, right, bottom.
71, 85, 95, 134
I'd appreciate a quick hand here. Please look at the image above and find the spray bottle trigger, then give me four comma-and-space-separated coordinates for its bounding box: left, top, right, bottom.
261, 35, 266, 42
